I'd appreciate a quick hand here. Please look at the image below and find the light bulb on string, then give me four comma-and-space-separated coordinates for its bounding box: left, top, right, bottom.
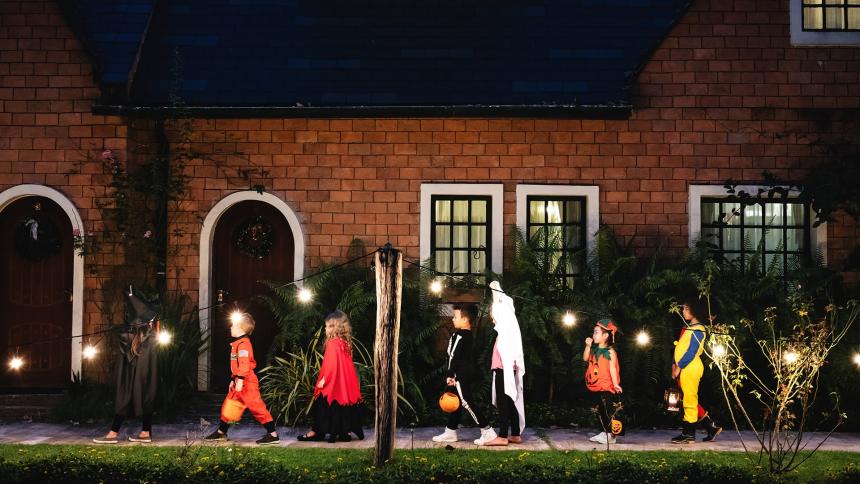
230, 311, 245, 325
783, 350, 799, 365
9, 356, 24, 371
562, 312, 576, 327
297, 287, 313, 304
157, 329, 172, 346
429, 279, 443, 295
711, 344, 727, 359
853, 353, 860, 368
83, 345, 98, 360
636, 331, 651, 347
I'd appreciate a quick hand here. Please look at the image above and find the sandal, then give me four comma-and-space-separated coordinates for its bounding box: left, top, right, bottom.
297, 432, 325, 442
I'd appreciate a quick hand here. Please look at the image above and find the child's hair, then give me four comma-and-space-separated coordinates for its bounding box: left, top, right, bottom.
325, 310, 353, 352
452, 303, 478, 325
234, 312, 256, 335
680, 297, 710, 323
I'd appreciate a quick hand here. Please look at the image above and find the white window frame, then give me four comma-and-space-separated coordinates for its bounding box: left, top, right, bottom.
689, 184, 827, 266
420, 183, 504, 274
791, 1, 860, 46
515, 184, 600, 259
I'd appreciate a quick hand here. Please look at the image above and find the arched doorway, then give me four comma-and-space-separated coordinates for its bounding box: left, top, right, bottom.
0, 196, 73, 389
198, 191, 304, 391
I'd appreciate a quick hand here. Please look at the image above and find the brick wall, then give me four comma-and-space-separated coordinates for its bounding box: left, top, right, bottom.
2, 0, 859, 361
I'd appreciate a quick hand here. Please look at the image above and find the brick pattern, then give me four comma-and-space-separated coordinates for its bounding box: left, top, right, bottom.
1, 0, 859, 350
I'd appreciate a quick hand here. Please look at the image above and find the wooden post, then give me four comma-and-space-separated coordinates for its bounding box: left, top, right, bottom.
373, 244, 403, 466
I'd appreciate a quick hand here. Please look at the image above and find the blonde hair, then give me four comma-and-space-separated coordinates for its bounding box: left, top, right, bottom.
235, 312, 256, 335
325, 310, 353, 354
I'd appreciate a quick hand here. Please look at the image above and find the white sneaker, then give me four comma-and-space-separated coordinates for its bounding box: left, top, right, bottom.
592, 432, 616, 444
473, 427, 498, 445
432, 428, 459, 443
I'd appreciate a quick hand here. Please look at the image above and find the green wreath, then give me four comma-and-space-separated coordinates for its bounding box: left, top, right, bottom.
234, 216, 274, 259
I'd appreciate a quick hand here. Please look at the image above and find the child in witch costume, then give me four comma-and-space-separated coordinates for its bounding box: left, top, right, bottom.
671, 297, 722, 444
432, 303, 497, 444
478, 281, 526, 446
297, 310, 364, 443
94, 291, 159, 444
205, 312, 279, 445
582, 318, 623, 445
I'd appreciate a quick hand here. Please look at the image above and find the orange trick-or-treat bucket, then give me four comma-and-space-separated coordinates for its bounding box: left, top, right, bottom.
221, 397, 246, 423
438, 391, 460, 413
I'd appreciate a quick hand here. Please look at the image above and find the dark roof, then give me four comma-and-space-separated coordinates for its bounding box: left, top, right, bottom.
62, 0, 691, 112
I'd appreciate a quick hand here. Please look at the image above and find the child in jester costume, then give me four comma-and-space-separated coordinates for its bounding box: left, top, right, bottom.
671, 297, 722, 444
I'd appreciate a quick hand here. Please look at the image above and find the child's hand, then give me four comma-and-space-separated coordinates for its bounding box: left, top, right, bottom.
235, 379, 244, 392
317, 377, 325, 389
613, 384, 623, 393
446, 377, 456, 386
585, 337, 593, 346
671, 364, 680, 379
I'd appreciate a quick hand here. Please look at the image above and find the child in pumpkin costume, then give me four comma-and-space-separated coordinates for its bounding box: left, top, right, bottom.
582, 318, 623, 445
205, 312, 279, 445
297, 310, 364, 443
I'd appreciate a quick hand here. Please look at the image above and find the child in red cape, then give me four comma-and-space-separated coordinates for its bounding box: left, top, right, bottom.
297, 310, 364, 443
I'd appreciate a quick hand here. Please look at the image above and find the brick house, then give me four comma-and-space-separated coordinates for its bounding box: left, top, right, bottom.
1, 0, 858, 391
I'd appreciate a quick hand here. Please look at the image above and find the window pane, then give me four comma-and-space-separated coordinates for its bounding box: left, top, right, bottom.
825, 0, 844, 4
747, 228, 763, 250
565, 200, 582, 223
435, 251, 450, 273
435, 226, 451, 248
471, 200, 487, 223
452, 251, 468, 273
826, 6, 845, 28
471, 225, 486, 247
849, 8, 860, 28
766, 254, 785, 276
786, 203, 805, 226
702, 202, 720, 225
565, 226, 582, 250
786, 229, 805, 251
744, 203, 763, 226
546, 226, 563, 248
804, 7, 824, 29
549, 251, 562, 273
453, 200, 469, 223
724, 228, 742, 251
453, 226, 468, 248
764, 203, 783, 225
546, 201, 563, 223
723, 203, 741, 225
701, 227, 720, 245
529, 200, 545, 224
765, 229, 784, 251
529, 226, 540, 240
472, 250, 486, 273
435, 200, 450, 222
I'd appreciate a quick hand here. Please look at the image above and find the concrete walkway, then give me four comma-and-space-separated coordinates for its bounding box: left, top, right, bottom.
1, 422, 858, 452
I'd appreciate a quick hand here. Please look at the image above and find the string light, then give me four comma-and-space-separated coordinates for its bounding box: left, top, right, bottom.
712, 344, 727, 358
297, 288, 313, 304
9, 356, 24, 371
636, 331, 651, 346
562, 312, 576, 327
82, 345, 98, 360
429, 279, 443, 295
853, 353, 860, 368
783, 350, 799, 365
230, 311, 244, 325
157, 330, 172, 346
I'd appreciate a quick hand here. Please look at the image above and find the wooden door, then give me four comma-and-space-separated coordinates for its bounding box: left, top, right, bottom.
211, 201, 294, 390
0, 196, 73, 390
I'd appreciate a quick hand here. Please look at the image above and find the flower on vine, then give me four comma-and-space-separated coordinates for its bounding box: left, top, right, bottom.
101, 150, 114, 160
143, 230, 152, 239
797, 309, 809, 317
825, 304, 836, 313
73, 228, 81, 237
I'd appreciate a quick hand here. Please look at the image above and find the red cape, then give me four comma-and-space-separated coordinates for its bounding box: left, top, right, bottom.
315, 338, 362, 405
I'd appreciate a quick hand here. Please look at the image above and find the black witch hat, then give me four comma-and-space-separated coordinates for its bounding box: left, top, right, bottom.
127, 291, 159, 328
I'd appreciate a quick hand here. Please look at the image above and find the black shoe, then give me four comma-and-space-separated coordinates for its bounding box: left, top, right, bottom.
327, 434, 337, 443
296, 432, 325, 442
336, 434, 351, 442
700, 415, 723, 442
671, 422, 696, 444
256, 433, 280, 445
354, 428, 365, 440
204, 430, 228, 441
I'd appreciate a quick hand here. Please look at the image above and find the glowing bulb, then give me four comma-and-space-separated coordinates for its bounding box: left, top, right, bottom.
157, 330, 172, 346
562, 312, 576, 327
636, 331, 651, 346
83, 345, 98, 359
712, 344, 726, 358
230, 311, 244, 325
9, 356, 24, 370
853, 353, 860, 368
783, 350, 799, 365
298, 288, 313, 303
429, 279, 443, 295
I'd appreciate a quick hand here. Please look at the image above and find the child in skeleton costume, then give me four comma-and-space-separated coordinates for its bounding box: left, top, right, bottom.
432, 303, 497, 444
479, 281, 526, 446
93, 291, 159, 444
582, 318, 623, 445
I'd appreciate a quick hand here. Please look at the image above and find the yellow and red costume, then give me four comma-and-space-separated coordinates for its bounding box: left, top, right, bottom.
674, 323, 707, 424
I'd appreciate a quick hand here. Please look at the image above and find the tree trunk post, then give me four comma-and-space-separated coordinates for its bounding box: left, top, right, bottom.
373, 243, 402, 466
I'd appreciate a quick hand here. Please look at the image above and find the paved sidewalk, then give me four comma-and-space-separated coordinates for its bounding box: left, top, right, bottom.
1, 422, 858, 452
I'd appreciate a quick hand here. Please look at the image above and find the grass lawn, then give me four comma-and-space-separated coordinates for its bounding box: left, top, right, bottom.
0, 444, 857, 482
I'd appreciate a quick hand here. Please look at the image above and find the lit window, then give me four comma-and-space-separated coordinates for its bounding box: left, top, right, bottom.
802, 0, 860, 31
526, 196, 586, 286
430, 195, 491, 279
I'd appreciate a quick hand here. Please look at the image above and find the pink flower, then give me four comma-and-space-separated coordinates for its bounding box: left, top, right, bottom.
101, 150, 114, 160
73, 228, 81, 237
143, 230, 152, 239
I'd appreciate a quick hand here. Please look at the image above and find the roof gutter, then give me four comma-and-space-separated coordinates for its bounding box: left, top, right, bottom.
91, 104, 632, 119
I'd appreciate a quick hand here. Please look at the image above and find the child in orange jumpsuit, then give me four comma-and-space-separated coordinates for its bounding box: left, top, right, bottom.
205, 312, 279, 445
